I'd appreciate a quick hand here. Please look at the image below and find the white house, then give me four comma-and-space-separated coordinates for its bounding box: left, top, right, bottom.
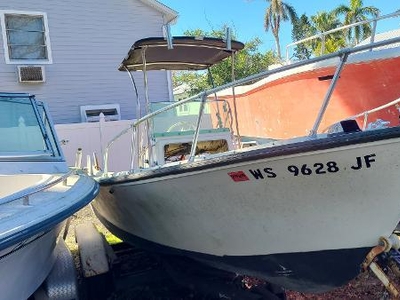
0, 0, 178, 170
0, 0, 177, 123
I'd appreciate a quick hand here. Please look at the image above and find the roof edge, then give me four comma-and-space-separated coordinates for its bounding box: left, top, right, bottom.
138, 0, 179, 24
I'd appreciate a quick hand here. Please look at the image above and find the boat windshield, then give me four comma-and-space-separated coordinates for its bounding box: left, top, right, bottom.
0, 94, 62, 159
148, 99, 234, 164
150, 100, 233, 134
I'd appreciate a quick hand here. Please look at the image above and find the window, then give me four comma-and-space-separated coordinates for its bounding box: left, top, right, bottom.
80, 104, 121, 122
177, 103, 190, 115
0, 11, 52, 64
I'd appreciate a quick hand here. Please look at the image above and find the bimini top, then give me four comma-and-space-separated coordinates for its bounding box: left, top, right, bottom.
119, 36, 245, 71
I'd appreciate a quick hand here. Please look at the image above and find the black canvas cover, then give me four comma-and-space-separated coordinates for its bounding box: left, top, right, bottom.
119, 36, 245, 71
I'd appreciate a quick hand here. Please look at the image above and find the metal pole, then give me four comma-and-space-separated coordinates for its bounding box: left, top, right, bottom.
141, 47, 154, 167
285, 11, 400, 62
188, 93, 207, 162
286, 45, 290, 63
231, 52, 241, 149
163, 24, 173, 49
207, 68, 223, 128
30, 98, 54, 155
123, 66, 141, 171
225, 27, 232, 50
142, 48, 150, 115
124, 67, 141, 119
129, 127, 137, 170
369, 20, 378, 52
309, 52, 349, 136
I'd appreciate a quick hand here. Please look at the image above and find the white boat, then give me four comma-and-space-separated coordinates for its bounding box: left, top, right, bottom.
0, 93, 99, 300
92, 33, 400, 294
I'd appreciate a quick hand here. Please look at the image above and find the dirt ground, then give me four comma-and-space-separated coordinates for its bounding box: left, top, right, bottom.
65, 205, 397, 299
286, 273, 391, 299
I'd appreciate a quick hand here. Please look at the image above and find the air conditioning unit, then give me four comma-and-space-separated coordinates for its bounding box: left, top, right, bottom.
17, 66, 45, 83
80, 104, 121, 122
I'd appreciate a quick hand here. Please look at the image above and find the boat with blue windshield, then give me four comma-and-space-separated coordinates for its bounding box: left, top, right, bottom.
0, 93, 99, 300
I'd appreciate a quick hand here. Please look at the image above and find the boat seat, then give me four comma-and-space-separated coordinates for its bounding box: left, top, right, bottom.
326, 119, 361, 136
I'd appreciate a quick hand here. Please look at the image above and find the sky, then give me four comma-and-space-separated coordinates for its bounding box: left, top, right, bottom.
161, 0, 400, 52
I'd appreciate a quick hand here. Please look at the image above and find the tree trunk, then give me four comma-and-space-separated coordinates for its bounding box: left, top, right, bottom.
274, 33, 281, 59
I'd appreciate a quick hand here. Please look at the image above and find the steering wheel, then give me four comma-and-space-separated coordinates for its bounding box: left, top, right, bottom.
166, 121, 197, 132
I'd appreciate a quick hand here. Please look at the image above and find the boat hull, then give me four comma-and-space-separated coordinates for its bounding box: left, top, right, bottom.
95, 210, 370, 292
217, 48, 400, 139
93, 127, 400, 292
0, 226, 61, 300
0, 174, 99, 299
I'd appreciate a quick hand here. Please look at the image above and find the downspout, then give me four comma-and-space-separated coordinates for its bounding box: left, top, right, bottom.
163, 23, 174, 101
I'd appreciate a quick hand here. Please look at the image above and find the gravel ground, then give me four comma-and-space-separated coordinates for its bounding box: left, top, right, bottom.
64, 204, 112, 252
65, 205, 398, 299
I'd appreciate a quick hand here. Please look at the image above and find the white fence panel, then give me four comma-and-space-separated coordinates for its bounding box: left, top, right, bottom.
55, 118, 133, 172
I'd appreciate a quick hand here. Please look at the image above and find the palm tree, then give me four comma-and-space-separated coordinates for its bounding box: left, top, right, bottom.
334, 0, 380, 45
264, 0, 297, 59
291, 14, 313, 60
310, 11, 346, 55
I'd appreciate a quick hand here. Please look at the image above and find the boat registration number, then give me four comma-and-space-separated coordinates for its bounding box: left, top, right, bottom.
228, 153, 376, 181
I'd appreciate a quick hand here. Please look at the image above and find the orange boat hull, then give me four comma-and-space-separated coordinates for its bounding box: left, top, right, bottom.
218, 57, 400, 139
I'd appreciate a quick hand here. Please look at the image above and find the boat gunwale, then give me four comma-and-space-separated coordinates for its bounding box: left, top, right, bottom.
0, 170, 72, 206
99, 126, 400, 186
0, 174, 99, 252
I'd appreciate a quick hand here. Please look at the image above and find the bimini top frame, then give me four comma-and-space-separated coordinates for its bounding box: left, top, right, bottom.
118, 33, 244, 168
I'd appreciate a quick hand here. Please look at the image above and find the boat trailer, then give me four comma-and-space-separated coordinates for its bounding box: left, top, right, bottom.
362, 234, 400, 298
32, 222, 287, 300
30, 224, 400, 300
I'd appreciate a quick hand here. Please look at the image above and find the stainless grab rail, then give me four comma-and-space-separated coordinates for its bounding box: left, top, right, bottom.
323, 97, 400, 132
102, 35, 400, 174
0, 170, 73, 206
285, 11, 400, 62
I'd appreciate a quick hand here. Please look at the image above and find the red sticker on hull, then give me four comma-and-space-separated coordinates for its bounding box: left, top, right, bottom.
228, 171, 249, 182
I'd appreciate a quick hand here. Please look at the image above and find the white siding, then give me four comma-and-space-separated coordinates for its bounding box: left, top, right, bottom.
0, 0, 173, 124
